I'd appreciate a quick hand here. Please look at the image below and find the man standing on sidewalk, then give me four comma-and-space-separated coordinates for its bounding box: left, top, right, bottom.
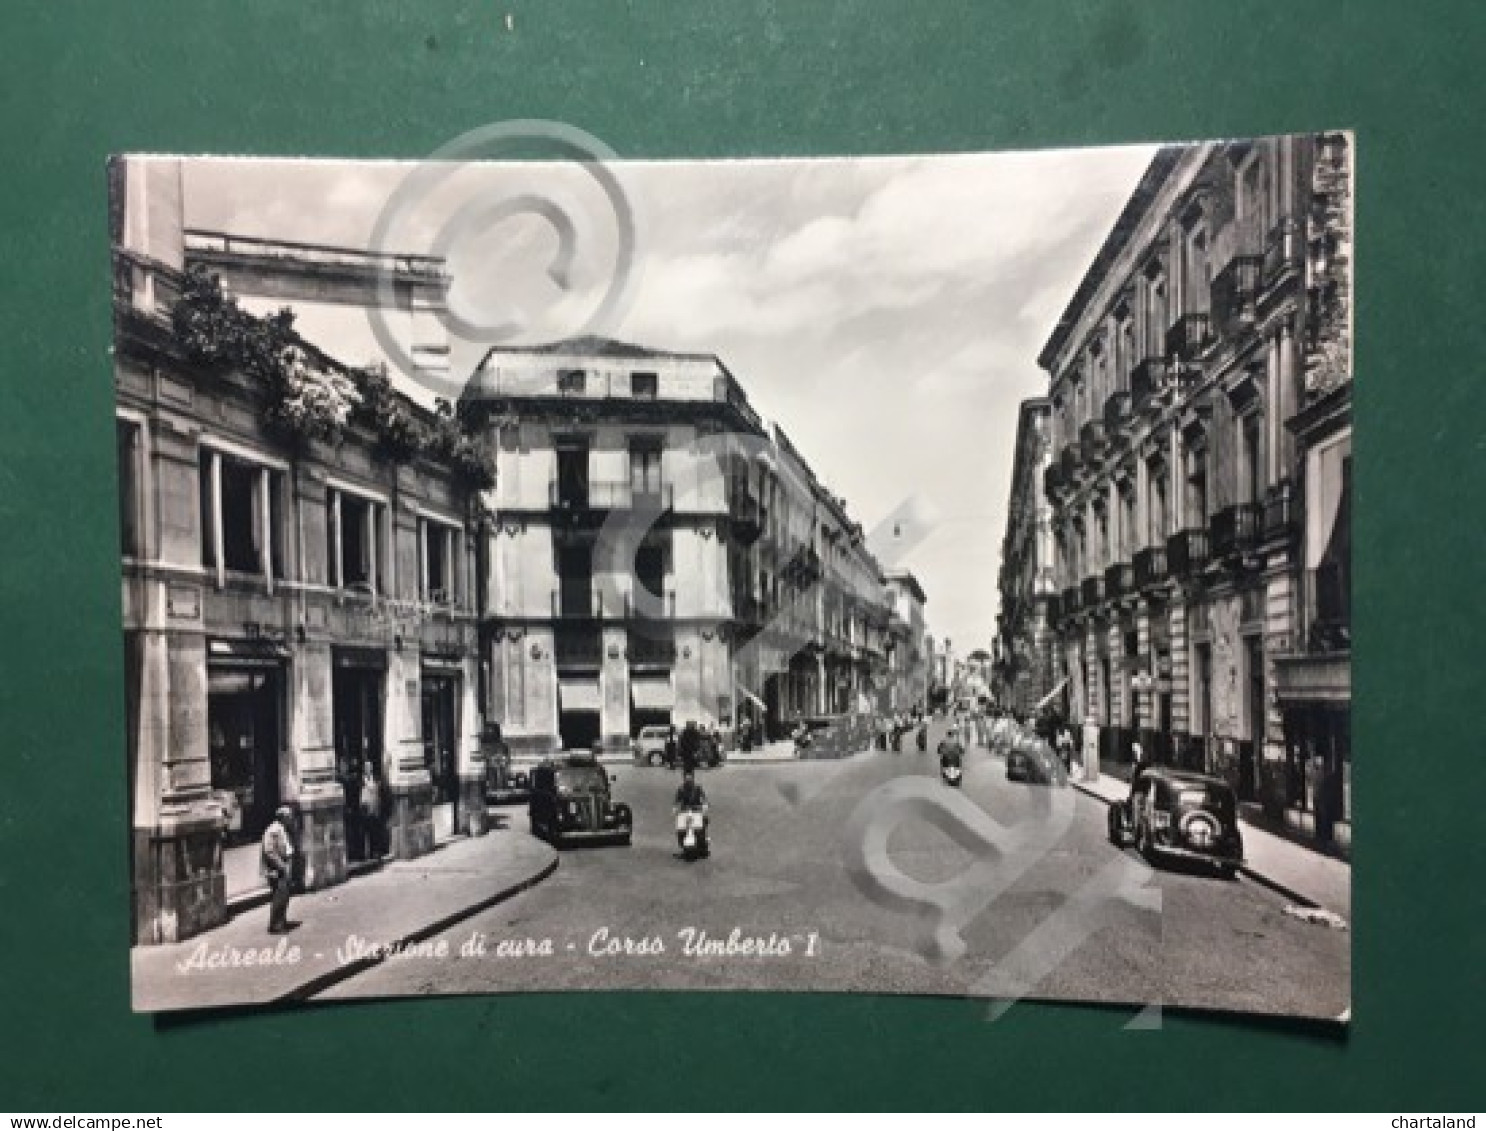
261, 805, 298, 934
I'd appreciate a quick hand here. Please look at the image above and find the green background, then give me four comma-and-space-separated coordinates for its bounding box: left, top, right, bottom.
2, 0, 1482, 1111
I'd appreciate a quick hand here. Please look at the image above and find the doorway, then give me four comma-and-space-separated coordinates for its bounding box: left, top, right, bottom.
333, 662, 384, 863
422, 673, 460, 842
208, 663, 284, 895
1242, 635, 1264, 800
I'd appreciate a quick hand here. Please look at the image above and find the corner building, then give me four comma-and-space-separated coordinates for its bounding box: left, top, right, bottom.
463, 342, 899, 755
1038, 134, 1352, 852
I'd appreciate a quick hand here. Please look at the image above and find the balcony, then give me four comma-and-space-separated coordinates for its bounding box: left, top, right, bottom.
1263, 216, 1303, 290
628, 633, 678, 667
553, 628, 603, 669
1306, 562, 1351, 653
1166, 528, 1210, 579
1263, 478, 1299, 541
730, 483, 765, 541
1210, 502, 1262, 559
1102, 390, 1132, 432
1130, 356, 1168, 409
1212, 252, 1263, 333
1080, 574, 1105, 610
1045, 591, 1061, 624
1058, 444, 1081, 484
1062, 584, 1081, 617
551, 478, 633, 512
553, 584, 676, 620
1104, 561, 1133, 602
1079, 418, 1107, 462
1042, 462, 1064, 500
1132, 544, 1168, 590
1166, 312, 1212, 362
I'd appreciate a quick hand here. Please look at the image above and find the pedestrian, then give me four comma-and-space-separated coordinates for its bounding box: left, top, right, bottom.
665, 725, 679, 770
340, 759, 361, 862
359, 761, 384, 860
261, 804, 297, 934
679, 720, 701, 775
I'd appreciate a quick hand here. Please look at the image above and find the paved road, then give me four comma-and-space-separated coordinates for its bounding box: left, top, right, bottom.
323, 719, 1349, 1019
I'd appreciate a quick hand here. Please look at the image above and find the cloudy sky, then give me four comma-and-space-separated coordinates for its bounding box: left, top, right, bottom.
184, 142, 1158, 647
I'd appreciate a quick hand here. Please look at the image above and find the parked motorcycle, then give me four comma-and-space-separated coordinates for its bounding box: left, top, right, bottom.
675, 806, 710, 860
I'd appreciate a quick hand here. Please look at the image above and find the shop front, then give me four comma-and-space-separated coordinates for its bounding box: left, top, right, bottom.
332, 648, 385, 864
205, 638, 286, 897
421, 665, 461, 842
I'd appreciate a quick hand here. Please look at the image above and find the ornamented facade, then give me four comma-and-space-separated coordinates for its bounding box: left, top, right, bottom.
993, 398, 1057, 715
1037, 133, 1351, 851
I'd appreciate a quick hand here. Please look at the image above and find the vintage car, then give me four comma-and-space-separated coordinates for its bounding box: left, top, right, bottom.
528, 754, 633, 847
1109, 767, 1245, 877
1006, 739, 1066, 785
484, 741, 530, 805
632, 724, 674, 767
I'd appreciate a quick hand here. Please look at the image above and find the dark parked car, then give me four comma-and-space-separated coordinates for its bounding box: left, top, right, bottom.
485, 742, 530, 805
1109, 767, 1244, 877
1007, 740, 1066, 785
528, 754, 633, 847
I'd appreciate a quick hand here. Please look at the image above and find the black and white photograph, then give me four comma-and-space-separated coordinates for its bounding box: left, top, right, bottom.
114, 131, 1352, 1019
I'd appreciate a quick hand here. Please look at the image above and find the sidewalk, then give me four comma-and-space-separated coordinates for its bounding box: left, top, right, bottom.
726, 739, 798, 764
1070, 770, 1351, 916
132, 824, 558, 1013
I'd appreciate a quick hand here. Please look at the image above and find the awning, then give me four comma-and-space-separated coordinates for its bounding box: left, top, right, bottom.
558, 679, 601, 712
737, 687, 767, 711
207, 637, 288, 667
631, 676, 674, 711
1034, 678, 1069, 711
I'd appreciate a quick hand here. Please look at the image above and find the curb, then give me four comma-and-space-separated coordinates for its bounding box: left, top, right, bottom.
1069, 781, 1323, 911
271, 852, 560, 1003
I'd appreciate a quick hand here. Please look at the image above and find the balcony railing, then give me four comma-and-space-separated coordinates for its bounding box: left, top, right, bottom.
551, 478, 634, 511
1166, 312, 1212, 362
553, 585, 677, 620
1130, 356, 1168, 408
1043, 462, 1064, 499
1306, 562, 1350, 652
1132, 544, 1168, 590
1210, 502, 1262, 558
1166, 528, 1210, 578
1104, 561, 1133, 601
553, 629, 603, 668
1081, 574, 1105, 609
1059, 444, 1081, 483
1102, 390, 1132, 432
1263, 478, 1299, 541
1079, 418, 1106, 461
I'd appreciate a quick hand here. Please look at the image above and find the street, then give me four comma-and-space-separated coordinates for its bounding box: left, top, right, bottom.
321, 719, 1349, 1019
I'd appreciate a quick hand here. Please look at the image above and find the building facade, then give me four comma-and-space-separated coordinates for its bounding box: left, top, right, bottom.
462, 341, 900, 754
993, 398, 1057, 715
883, 569, 930, 710
115, 161, 495, 945
1037, 133, 1352, 852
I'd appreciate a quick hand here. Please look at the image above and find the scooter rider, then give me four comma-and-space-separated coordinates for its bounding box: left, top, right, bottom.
938, 724, 966, 769
673, 769, 710, 855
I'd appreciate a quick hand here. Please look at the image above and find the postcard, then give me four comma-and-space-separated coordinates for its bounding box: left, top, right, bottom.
113, 129, 1352, 1018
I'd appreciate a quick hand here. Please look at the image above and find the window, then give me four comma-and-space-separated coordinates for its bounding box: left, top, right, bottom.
420, 517, 461, 605
630, 371, 658, 399
1118, 483, 1135, 559
629, 438, 664, 501
201, 447, 286, 583
327, 487, 384, 594
1145, 270, 1168, 356
1237, 150, 1271, 250
1239, 411, 1264, 505
1183, 220, 1211, 315
1148, 458, 1169, 545
557, 368, 586, 395
555, 438, 590, 508
118, 419, 141, 557
1185, 447, 1209, 529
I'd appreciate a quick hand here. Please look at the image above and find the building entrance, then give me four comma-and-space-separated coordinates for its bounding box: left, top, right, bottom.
207, 662, 283, 896
333, 659, 384, 863
422, 672, 460, 842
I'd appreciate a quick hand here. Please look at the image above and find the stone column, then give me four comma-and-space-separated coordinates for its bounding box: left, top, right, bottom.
386, 647, 434, 860
600, 625, 631, 752
288, 640, 345, 891
458, 650, 487, 836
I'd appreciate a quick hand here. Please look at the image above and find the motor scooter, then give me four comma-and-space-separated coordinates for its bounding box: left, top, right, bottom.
940, 760, 963, 787
675, 805, 710, 860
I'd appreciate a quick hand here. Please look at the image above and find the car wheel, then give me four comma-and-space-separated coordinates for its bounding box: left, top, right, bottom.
1217, 863, 1238, 881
